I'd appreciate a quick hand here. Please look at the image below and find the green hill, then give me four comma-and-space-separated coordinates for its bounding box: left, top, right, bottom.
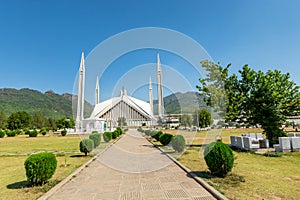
154, 91, 206, 114
0, 88, 93, 119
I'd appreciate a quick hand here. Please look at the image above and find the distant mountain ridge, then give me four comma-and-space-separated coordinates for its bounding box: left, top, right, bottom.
0, 88, 204, 119
0, 88, 93, 119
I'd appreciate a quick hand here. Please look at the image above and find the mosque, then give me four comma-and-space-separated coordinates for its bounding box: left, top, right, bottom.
75, 52, 165, 133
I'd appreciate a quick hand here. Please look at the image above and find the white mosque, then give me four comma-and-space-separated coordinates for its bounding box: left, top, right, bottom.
75, 52, 165, 133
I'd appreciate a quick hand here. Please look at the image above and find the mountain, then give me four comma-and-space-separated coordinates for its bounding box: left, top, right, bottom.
0, 88, 93, 119
154, 91, 206, 114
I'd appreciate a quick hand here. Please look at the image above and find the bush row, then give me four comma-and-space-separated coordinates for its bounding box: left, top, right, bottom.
0, 128, 69, 138
80, 128, 124, 156
137, 128, 186, 153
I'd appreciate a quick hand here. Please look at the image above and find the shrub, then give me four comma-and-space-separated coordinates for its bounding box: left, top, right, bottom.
152, 131, 163, 141
29, 129, 38, 137
24, 152, 57, 186
15, 129, 21, 135
112, 130, 119, 139
0, 130, 5, 138
145, 129, 153, 136
6, 130, 16, 137
103, 132, 112, 142
159, 133, 173, 146
116, 127, 123, 135
137, 127, 143, 132
61, 129, 67, 136
92, 131, 99, 134
40, 128, 47, 136
204, 142, 234, 177
89, 133, 101, 148
24, 128, 30, 135
171, 135, 186, 152
79, 139, 94, 156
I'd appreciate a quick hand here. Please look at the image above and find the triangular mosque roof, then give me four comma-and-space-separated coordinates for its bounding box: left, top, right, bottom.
90, 91, 154, 119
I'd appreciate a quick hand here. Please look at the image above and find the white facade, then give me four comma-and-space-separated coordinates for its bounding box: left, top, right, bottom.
75, 52, 165, 132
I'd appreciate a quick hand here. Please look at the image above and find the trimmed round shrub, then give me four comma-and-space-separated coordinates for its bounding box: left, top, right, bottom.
152, 131, 163, 141
89, 133, 101, 148
112, 130, 120, 139
171, 135, 186, 153
204, 141, 234, 177
29, 129, 38, 137
159, 133, 173, 146
144, 129, 153, 136
117, 127, 123, 134
80, 139, 94, 156
61, 129, 67, 136
103, 132, 112, 142
137, 127, 143, 132
6, 130, 16, 137
0, 130, 5, 138
92, 131, 99, 134
24, 152, 57, 186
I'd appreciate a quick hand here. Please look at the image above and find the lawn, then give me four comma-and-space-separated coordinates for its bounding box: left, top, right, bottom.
0, 133, 110, 200
159, 128, 300, 200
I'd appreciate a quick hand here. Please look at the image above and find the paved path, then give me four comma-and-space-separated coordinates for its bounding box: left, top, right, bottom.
47, 130, 215, 200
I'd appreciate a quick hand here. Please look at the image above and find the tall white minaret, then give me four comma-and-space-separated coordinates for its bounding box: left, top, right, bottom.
157, 53, 164, 118
76, 52, 85, 131
95, 76, 99, 105
149, 76, 153, 115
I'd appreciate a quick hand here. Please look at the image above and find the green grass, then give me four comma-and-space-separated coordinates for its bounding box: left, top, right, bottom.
0, 133, 110, 199
160, 128, 300, 200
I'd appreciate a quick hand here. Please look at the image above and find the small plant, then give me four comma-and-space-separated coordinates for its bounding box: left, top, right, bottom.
137, 127, 143, 132
112, 130, 119, 139
89, 133, 101, 148
0, 130, 5, 138
61, 129, 67, 136
204, 142, 234, 178
171, 135, 186, 153
79, 139, 94, 156
6, 130, 16, 137
116, 127, 123, 135
103, 132, 112, 142
29, 129, 38, 137
152, 131, 163, 141
159, 133, 173, 146
24, 152, 57, 186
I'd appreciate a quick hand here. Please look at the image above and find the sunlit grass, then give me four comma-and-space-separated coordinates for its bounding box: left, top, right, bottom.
158, 128, 300, 199
0, 133, 110, 199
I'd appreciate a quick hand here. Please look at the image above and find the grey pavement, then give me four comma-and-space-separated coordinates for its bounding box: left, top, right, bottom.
47, 130, 215, 200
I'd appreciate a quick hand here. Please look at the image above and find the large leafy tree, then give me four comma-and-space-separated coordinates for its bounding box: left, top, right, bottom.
56, 116, 75, 129
31, 112, 46, 129
7, 111, 32, 130
197, 61, 300, 146
0, 110, 7, 129
193, 109, 213, 128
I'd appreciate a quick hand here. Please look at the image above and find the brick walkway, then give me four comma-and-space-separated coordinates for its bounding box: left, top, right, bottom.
46, 130, 215, 200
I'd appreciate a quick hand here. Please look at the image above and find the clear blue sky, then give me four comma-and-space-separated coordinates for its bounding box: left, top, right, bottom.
0, 0, 299, 103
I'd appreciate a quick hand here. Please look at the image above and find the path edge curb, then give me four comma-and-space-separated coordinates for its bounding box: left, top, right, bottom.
146, 135, 228, 200
38, 134, 123, 200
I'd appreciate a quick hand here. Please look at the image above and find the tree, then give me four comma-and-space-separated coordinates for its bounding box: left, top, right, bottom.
7, 111, 32, 130
197, 61, 300, 146
179, 114, 192, 128
31, 112, 46, 129
117, 117, 127, 127
56, 116, 75, 129
45, 117, 57, 131
193, 109, 212, 128
0, 110, 7, 129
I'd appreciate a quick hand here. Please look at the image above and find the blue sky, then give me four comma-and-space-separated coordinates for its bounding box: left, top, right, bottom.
0, 0, 299, 103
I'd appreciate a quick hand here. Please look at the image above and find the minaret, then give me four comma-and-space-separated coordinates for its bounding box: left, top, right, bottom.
149, 76, 153, 115
76, 52, 85, 131
157, 53, 164, 118
95, 76, 99, 105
